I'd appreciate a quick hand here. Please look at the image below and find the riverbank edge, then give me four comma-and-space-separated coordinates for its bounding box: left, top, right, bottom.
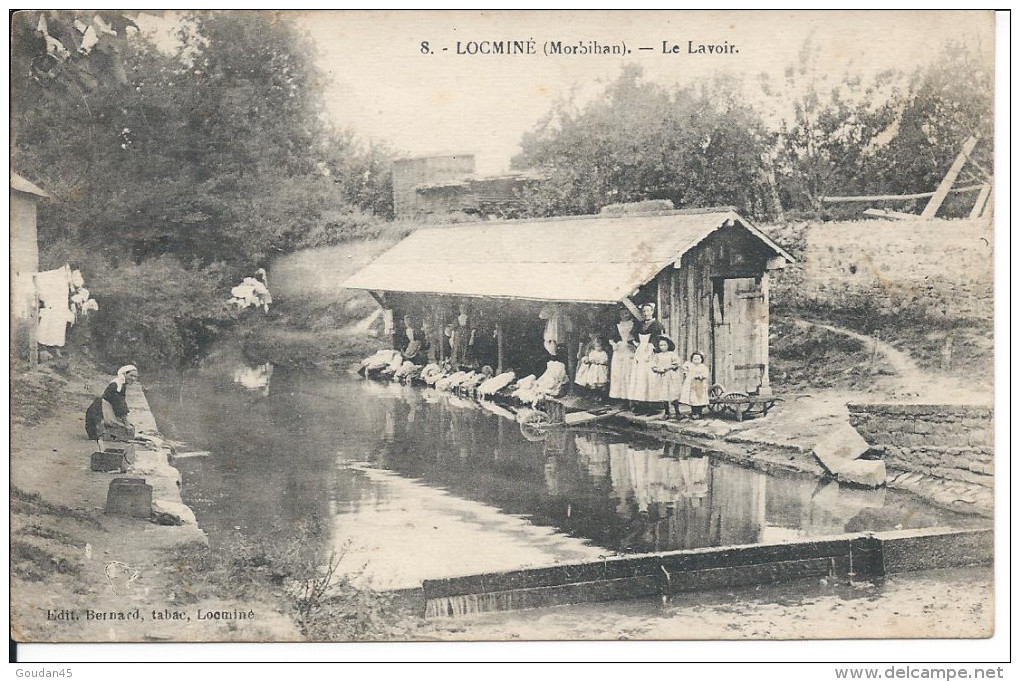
10, 363, 304, 642
125, 384, 204, 530
602, 411, 993, 518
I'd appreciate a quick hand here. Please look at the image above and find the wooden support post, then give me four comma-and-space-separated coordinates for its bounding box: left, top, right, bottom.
29, 273, 39, 369
921, 135, 979, 219
863, 208, 922, 221
758, 271, 771, 397
496, 322, 505, 374
822, 184, 984, 204
980, 190, 993, 218
970, 183, 992, 219
435, 301, 446, 363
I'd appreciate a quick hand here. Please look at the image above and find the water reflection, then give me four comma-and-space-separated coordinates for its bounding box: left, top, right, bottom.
232, 362, 273, 396
146, 363, 980, 568
358, 377, 972, 554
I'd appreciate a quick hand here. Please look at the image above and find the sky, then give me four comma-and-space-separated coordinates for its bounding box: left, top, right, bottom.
144, 10, 995, 175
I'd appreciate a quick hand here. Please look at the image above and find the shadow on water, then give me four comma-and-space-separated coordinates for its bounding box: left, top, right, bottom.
144, 357, 983, 582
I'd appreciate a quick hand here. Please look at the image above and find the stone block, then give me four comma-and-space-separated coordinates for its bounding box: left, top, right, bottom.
932, 466, 993, 488
912, 420, 933, 435
968, 430, 994, 447
90, 449, 128, 473
812, 424, 871, 476
835, 459, 887, 488
877, 528, 993, 574
150, 500, 197, 526
105, 477, 152, 518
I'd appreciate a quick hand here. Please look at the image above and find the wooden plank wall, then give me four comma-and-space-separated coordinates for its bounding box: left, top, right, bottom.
656, 226, 772, 386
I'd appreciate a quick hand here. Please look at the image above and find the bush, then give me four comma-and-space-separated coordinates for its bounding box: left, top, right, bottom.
296, 209, 423, 249
168, 523, 418, 641
86, 257, 240, 369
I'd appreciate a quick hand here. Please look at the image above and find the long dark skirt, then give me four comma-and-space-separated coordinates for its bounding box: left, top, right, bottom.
84, 398, 134, 442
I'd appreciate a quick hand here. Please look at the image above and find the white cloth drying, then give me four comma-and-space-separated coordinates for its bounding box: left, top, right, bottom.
37, 307, 71, 346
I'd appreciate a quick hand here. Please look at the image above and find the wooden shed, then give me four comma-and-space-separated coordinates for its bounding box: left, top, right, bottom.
344, 208, 793, 395
10, 173, 50, 321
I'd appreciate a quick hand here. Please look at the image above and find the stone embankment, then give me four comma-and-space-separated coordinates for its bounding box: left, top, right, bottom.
848, 403, 993, 515
607, 396, 993, 517
122, 386, 203, 528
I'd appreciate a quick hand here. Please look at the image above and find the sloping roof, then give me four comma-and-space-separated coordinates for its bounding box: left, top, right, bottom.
10, 173, 51, 198
343, 210, 794, 304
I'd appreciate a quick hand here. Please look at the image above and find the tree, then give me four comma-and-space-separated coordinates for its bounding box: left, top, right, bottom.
771, 72, 901, 218
865, 43, 993, 211
512, 66, 777, 220
11, 11, 394, 364
756, 39, 903, 219
13, 11, 394, 268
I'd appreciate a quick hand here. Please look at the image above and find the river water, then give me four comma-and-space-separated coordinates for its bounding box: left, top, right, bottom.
144, 359, 978, 590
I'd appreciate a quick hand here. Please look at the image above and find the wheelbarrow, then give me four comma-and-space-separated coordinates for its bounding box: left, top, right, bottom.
707, 384, 784, 422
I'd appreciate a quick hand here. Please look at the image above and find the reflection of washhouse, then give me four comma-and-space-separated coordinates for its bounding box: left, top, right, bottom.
606, 440, 766, 552
363, 389, 964, 556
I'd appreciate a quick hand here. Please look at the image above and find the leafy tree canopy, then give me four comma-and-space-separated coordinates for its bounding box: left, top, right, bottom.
12, 10, 393, 269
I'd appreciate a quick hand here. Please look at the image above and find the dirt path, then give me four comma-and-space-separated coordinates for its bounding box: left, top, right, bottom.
793, 319, 990, 404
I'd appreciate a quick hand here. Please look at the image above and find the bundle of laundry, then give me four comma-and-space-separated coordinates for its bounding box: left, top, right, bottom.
511, 361, 569, 406
229, 269, 272, 312
435, 370, 471, 391
420, 363, 447, 385
477, 371, 516, 398
459, 366, 494, 393
392, 360, 421, 382
358, 349, 402, 375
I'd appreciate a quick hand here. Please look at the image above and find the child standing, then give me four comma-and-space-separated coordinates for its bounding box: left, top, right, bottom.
679, 352, 710, 419
650, 337, 682, 418
575, 334, 610, 393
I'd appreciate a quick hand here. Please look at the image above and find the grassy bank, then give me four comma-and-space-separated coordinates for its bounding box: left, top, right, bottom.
770, 316, 894, 393
763, 220, 994, 387
239, 288, 381, 370
161, 527, 428, 641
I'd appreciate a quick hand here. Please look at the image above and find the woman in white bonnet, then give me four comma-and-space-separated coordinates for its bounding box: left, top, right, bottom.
84, 364, 138, 451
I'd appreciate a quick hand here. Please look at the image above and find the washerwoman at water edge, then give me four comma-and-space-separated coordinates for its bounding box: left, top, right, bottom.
84, 364, 138, 452
628, 303, 665, 415
401, 315, 429, 365
608, 307, 636, 405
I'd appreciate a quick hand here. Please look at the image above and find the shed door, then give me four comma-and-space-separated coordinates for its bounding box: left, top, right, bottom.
712, 277, 765, 394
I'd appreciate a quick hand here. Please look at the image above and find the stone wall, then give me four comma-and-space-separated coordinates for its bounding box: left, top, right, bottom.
768, 218, 994, 323
848, 403, 993, 489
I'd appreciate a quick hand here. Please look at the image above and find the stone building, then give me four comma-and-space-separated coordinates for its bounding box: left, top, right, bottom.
392, 153, 544, 220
